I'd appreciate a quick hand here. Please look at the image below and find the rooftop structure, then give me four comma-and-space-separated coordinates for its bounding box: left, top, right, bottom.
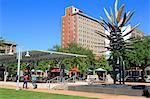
0, 41, 17, 54
0, 50, 86, 64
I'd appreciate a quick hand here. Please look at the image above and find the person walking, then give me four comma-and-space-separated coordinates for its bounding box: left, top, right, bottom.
23, 74, 28, 89
31, 72, 37, 89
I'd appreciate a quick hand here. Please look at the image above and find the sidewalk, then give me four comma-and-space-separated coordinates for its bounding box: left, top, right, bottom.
0, 81, 147, 99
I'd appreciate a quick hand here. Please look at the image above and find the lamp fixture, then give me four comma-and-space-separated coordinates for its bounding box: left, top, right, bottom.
25, 51, 30, 57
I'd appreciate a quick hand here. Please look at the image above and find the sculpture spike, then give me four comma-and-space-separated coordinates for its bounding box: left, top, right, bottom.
126, 11, 130, 16
108, 22, 116, 32
115, 0, 118, 19
104, 8, 113, 23
123, 23, 140, 37
122, 24, 130, 33
120, 12, 127, 27
118, 17, 123, 27
100, 16, 104, 20
110, 7, 114, 24
116, 4, 125, 23
124, 11, 135, 24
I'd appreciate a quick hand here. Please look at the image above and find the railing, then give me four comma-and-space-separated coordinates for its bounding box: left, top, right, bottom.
46, 75, 83, 90
76, 76, 84, 81
65, 75, 77, 83
46, 76, 60, 90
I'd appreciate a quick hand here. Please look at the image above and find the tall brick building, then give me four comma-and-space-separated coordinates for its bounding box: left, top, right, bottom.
61, 6, 105, 56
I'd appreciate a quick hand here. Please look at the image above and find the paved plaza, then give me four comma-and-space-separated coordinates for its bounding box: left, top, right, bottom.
0, 81, 149, 99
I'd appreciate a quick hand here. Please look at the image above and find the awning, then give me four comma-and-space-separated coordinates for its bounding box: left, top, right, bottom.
0, 50, 87, 64
51, 68, 60, 72
51, 68, 69, 73
36, 70, 44, 72
31, 69, 44, 72
95, 68, 107, 72
87, 69, 93, 72
70, 68, 80, 72
23, 70, 29, 72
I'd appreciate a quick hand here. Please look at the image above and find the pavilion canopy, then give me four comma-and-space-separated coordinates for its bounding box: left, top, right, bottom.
95, 68, 107, 72
51, 68, 60, 72
70, 67, 80, 72
0, 50, 86, 64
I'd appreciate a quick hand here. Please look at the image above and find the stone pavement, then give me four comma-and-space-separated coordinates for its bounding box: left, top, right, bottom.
0, 81, 148, 99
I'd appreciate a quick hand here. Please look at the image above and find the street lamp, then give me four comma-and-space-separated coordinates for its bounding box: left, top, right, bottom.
16, 48, 21, 90
16, 49, 30, 90
25, 51, 30, 57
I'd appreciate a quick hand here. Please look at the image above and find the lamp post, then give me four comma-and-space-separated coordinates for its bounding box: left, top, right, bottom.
16, 48, 30, 90
16, 48, 21, 90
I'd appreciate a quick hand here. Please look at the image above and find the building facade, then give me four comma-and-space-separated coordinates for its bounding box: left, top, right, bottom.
61, 6, 105, 56
0, 41, 16, 54
131, 28, 144, 38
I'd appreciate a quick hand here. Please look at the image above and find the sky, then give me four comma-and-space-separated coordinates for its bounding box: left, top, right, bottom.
0, 0, 150, 51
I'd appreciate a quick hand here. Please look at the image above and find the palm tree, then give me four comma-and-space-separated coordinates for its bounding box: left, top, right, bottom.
96, 0, 140, 84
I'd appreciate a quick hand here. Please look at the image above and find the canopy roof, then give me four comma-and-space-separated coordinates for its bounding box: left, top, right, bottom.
70, 67, 80, 72
145, 66, 150, 71
51, 68, 60, 72
95, 68, 107, 72
31, 69, 44, 72
0, 50, 86, 64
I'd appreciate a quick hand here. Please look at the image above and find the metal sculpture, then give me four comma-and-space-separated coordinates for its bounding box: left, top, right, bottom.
96, 0, 140, 84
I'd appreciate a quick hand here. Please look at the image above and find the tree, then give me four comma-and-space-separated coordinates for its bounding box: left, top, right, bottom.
96, 55, 112, 71
124, 37, 150, 78
51, 43, 97, 76
0, 37, 4, 46
51, 43, 111, 77
35, 60, 59, 71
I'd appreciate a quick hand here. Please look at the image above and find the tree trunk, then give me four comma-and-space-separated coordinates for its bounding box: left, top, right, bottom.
141, 66, 145, 82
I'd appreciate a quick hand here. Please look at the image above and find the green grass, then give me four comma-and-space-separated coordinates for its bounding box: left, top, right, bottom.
0, 88, 97, 99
